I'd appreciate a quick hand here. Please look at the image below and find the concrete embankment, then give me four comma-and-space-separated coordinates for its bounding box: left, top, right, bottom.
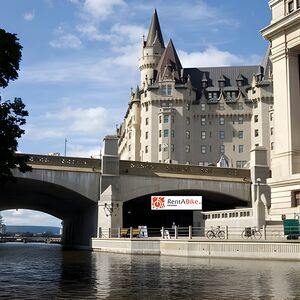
92, 238, 300, 260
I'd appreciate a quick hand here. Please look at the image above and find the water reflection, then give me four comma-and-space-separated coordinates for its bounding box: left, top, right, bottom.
0, 243, 299, 299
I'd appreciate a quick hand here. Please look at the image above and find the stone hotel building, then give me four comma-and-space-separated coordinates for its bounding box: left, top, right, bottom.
117, 10, 274, 169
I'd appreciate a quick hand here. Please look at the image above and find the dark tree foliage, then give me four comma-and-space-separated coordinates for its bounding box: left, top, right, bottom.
0, 98, 31, 183
0, 28, 31, 185
0, 28, 22, 88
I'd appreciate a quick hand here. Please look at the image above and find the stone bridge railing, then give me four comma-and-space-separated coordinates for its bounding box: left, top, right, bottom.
119, 160, 251, 182
17, 154, 101, 171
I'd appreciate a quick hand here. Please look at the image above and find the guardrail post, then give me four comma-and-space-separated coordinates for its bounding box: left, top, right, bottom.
130, 227, 133, 239
175, 226, 178, 239
118, 227, 121, 238
225, 226, 228, 240
108, 228, 111, 238
189, 226, 192, 240
262, 225, 266, 240
161, 226, 165, 239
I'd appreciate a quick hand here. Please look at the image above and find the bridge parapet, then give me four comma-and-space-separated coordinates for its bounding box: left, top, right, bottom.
18, 154, 101, 171
120, 160, 251, 182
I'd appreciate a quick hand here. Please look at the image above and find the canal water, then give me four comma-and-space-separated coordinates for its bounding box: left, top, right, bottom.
0, 243, 299, 299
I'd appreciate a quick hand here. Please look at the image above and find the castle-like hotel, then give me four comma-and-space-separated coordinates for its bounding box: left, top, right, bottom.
118, 10, 273, 169
115, 0, 300, 225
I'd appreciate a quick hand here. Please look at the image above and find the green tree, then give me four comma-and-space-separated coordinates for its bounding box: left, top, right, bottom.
0, 28, 31, 184
0, 28, 22, 88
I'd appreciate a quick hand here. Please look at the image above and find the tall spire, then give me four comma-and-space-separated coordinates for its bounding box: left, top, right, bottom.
146, 9, 164, 47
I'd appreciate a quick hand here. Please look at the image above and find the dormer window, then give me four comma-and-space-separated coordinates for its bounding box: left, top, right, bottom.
218, 75, 226, 88
161, 84, 172, 96
208, 92, 218, 99
226, 91, 237, 100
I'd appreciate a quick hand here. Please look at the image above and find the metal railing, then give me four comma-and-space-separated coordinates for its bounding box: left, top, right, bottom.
97, 225, 300, 242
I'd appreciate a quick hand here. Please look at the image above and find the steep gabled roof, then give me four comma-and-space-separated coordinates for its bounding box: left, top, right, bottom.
156, 39, 182, 82
146, 9, 164, 47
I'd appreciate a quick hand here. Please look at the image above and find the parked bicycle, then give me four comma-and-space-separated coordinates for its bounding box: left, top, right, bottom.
241, 227, 262, 240
206, 226, 225, 239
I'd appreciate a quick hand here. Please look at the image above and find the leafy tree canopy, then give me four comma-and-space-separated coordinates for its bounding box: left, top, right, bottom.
0, 28, 31, 185
0, 28, 22, 88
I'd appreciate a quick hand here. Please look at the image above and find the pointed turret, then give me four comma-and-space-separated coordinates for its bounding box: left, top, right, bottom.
139, 9, 165, 87
156, 39, 182, 83
146, 9, 164, 47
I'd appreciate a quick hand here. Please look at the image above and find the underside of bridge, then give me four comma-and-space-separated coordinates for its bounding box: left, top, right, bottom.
0, 178, 97, 248
123, 189, 250, 228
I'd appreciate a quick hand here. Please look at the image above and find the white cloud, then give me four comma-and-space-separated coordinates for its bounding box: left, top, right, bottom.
23, 10, 35, 21
76, 23, 112, 41
49, 33, 82, 49
111, 24, 147, 43
1, 209, 61, 226
25, 127, 65, 140
83, 0, 126, 19
178, 47, 260, 67
46, 106, 108, 134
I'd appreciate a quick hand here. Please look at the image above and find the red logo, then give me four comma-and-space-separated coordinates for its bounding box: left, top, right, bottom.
151, 196, 165, 209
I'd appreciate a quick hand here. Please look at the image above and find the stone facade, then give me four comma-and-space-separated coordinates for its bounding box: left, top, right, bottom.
118, 10, 273, 169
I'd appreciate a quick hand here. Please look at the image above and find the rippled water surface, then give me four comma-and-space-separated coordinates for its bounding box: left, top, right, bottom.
0, 243, 300, 299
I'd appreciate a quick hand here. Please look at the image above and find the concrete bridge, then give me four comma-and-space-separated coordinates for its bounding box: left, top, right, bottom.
0, 136, 266, 249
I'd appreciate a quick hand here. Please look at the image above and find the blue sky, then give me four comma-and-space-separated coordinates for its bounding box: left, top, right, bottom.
0, 0, 271, 226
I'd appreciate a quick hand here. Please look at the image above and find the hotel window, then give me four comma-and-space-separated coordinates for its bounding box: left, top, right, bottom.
255, 129, 259, 137
186, 103, 190, 111
238, 103, 243, 110
219, 131, 225, 139
145, 105, 148, 112
186, 117, 190, 125
161, 85, 167, 96
238, 131, 244, 139
288, 0, 294, 13
145, 131, 149, 139
201, 131, 206, 140
297, 0, 300, 8
219, 103, 225, 110
233, 145, 235, 151
238, 116, 244, 124
233, 130, 236, 138
220, 145, 225, 153
292, 190, 300, 207
219, 117, 225, 125
271, 142, 274, 150
171, 115, 175, 123
159, 144, 161, 152
164, 115, 169, 123
201, 145, 207, 154
164, 129, 169, 137
201, 117, 206, 126
239, 145, 244, 153
145, 145, 148, 153
159, 115, 162, 123
271, 127, 274, 135
159, 130, 162, 138
171, 130, 175, 137
186, 145, 190, 152
201, 103, 206, 111
171, 144, 175, 152
167, 84, 172, 95
254, 115, 258, 123
186, 131, 190, 139
253, 101, 258, 109
236, 160, 243, 168
128, 145, 131, 151
270, 113, 273, 121
146, 117, 149, 125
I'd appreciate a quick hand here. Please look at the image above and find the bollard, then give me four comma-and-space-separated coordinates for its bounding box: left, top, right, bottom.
130, 226, 133, 239
225, 226, 228, 240
161, 226, 165, 239
175, 226, 178, 239
188, 226, 192, 240
118, 227, 121, 238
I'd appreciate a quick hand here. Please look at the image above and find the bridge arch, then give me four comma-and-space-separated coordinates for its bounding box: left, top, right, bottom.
0, 176, 97, 247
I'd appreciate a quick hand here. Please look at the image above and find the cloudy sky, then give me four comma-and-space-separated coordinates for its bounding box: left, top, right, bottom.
0, 0, 271, 226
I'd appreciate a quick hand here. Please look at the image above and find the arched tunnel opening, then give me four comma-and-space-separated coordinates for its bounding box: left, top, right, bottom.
123, 189, 250, 228
0, 177, 98, 248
